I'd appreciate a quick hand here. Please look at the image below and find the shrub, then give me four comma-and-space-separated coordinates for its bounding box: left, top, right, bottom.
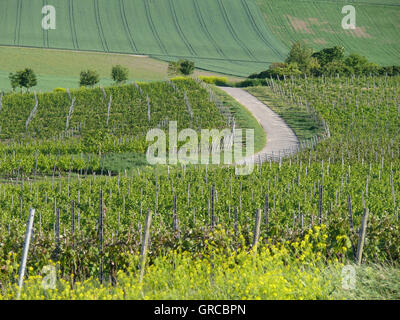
168, 60, 195, 76
320, 60, 353, 76
341, 54, 381, 76
167, 61, 180, 77
8, 73, 19, 91
111, 65, 129, 84
235, 78, 267, 87
179, 60, 195, 76
199, 76, 228, 86
312, 46, 345, 66
169, 76, 187, 81
380, 66, 400, 76
53, 87, 67, 93
79, 70, 100, 87
285, 41, 318, 74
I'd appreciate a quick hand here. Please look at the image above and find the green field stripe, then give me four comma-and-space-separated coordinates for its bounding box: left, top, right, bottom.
0, 1, 16, 45
311, 3, 349, 51
14, 0, 22, 45
68, 0, 79, 49
42, 0, 49, 48
192, 0, 226, 59
119, 0, 137, 52
276, 0, 400, 7
167, 0, 197, 56
93, 0, 109, 52
241, 0, 283, 59
42, 0, 45, 47
144, 0, 168, 55
217, 0, 256, 61
361, 6, 397, 58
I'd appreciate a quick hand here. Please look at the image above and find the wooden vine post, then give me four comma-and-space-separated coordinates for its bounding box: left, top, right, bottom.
252, 209, 262, 252
318, 184, 323, 225
210, 185, 215, 228
264, 194, 269, 230
99, 188, 104, 284
17, 208, 35, 300
356, 208, 369, 265
140, 209, 153, 283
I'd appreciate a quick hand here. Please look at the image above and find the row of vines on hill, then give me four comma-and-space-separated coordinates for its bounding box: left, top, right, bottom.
0, 76, 399, 282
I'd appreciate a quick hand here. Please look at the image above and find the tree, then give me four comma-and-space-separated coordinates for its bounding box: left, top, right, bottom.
179, 60, 195, 75
320, 60, 352, 76
9, 68, 37, 92
312, 46, 345, 66
80, 70, 100, 87
19, 68, 37, 91
8, 73, 19, 91
111, 65, 129, 84
285, 42, 318, 74
167, 61, 180, 77
167, 60, 195, 76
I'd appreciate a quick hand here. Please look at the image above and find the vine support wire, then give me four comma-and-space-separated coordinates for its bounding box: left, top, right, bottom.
17, 208, 35, 300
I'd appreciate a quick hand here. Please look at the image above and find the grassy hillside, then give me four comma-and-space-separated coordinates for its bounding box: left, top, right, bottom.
0, 0, 286, 78
0, 0, 398, 83
257, 0, 400, 66
0, 46, 241, 91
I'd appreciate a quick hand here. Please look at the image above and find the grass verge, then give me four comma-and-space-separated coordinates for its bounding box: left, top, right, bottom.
0, 46, 242, 92
212, 86, 266, 154
246, 86, 324, 140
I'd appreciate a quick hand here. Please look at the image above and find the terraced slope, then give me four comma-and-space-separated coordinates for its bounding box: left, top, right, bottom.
0, 0, 286, 77
257, 0, 400, 66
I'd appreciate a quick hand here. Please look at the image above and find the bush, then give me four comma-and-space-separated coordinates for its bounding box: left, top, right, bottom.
111, 65, 129, 84
285, 41, 319, 74
312, 46, 345, 66
380, 66, 400, 76
53, 87, 67, 93
320, 60, 353, 76
79, 70, 100, 87
169, 76, 187, 81
199, 76, 228, 86
168, 60, 195, 76
249, 44, 399, 79
249, 61, 302, 80
235, 78, 267, 87
179, 60, 195, 76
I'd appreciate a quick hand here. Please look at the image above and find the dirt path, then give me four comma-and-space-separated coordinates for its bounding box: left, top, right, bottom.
219, 87, 299, 163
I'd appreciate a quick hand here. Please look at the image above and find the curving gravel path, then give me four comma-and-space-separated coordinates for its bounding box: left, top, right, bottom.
219, 87, 299, 163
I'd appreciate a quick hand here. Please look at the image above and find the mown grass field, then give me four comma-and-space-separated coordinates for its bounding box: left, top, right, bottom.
0, 46, 241, 91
